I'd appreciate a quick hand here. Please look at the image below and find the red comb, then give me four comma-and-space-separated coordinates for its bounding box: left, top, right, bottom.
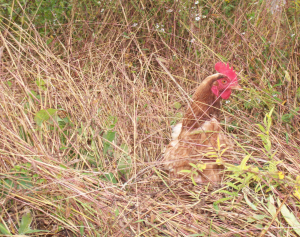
215, 62, 237, 82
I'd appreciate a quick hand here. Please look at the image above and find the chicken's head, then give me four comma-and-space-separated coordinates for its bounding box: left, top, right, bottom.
211, 62, 242, 99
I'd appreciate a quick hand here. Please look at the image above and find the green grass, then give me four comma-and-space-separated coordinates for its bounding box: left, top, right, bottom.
0, 0, 300, 236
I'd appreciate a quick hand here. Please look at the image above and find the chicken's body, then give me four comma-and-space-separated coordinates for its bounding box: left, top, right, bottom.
164, 65, 241, 183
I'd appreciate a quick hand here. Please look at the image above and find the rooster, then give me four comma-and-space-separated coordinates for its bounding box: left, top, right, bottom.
164, 62, 242, 183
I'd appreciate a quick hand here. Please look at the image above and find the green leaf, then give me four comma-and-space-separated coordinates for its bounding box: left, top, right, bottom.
191, 175, 197, 186
256, 124, 266, 133
267, 195, 278, 222
278, 198, 300, 236
240, 154, 251, 170
244, 193, 257, 211
296, 87, 300, 98
115, 208, 119, 217
263, 139, 271, 152
285, 132, 289, 144
180, 170, 192, 173
123, 35, 131, 39
217, 190, 238, 197
6, 81, 12, 87
247, 217, 256, 223
35, 78, 47, 90
18, 175, 33, 189
0, 223, 12, 235
117, 144, 132, 177
25, 229, 49, 234
29, 90, 40, 100
189, 163, 197, 169
106, 116, 118, 129
18, 212, 32, 234
34, 108, 58, 127
103, 172, 117, 184
135, 219, 145, 223
252, 214, 267, 220
213, 203, 219, 211
226, 182, 239, 190
282, 113, 293, 123
80, 224, 84, 236
213, 196, 233, 205
173, 102, 182, 109
103, 131, 116, 155
256, 224, 263, 228
263, 115, 267, 127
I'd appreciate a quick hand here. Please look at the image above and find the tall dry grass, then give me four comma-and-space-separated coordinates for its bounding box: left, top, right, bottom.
0, 0, 299, 236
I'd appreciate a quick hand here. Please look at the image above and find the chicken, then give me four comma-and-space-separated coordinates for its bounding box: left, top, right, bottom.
164, 62, 242, 183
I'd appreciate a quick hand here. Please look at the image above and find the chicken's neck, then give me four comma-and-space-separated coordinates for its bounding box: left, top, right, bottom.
181, 83, 221, 131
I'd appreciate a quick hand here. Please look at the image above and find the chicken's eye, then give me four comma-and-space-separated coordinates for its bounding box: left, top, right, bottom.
221, 79, 227, 84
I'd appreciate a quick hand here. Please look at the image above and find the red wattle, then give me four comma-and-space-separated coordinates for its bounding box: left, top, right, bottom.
220, 89, 231, 99
211, 87, 232, 99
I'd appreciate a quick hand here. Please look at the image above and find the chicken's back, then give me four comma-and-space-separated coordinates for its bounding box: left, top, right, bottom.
164, 118, 234, 183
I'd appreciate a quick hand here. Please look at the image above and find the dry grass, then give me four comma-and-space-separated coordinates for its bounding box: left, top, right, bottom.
0, 0, 299, 236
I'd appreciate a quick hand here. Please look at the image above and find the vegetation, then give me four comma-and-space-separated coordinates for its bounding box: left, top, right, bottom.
0, 0, 299, 236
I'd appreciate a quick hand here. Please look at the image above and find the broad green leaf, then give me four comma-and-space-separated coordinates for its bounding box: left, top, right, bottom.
278, 198, 300, 236
103, 131, 116, 155
247, 217, 256, 223
18, 212, 32, 234
18, 175, 33, 189
34, 108, 58, 127
256, 224, 263, 229
117, 156, 131, 175
104, 172, 117, 184
117, 144, 132, 177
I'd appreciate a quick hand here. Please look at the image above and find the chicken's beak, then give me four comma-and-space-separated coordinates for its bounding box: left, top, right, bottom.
230, 82, 243, 90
